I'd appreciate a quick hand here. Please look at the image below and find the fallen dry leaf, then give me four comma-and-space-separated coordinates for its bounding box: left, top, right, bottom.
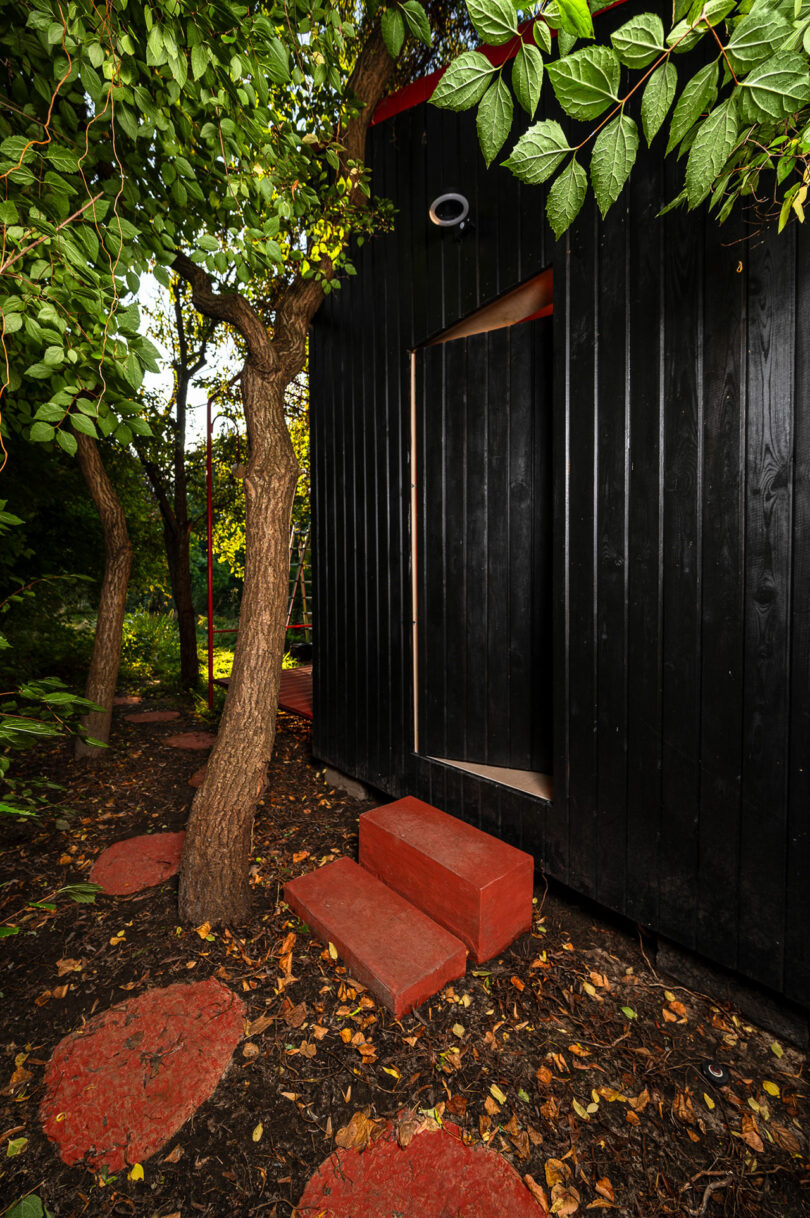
55, 957, 84, 977
741, 1113, 764, 1153
551, 1183, 580, 1215
194, 921, 212, 940
283, 1001, 308, 1029
245, 1013, 274, 1038
595, 1178, 614, 1202
445, 1094, 467, 1118
524, 1174, 550, 1212
770, 1123, 802, 1154
545, 1158, 572, 1188
163, 1145, 183, 1164
485, 1095, 501, 1116
242, 1043, 260, 1059
536, 1065, 553, 1087
396, 1110, 421, 1149
311, 1024, 329, 1040
335, 1110, 384, 1152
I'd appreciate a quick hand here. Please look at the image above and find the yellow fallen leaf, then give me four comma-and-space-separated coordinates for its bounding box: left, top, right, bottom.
383, 1066, 400, 1079
128, 1163, 144, 1182
490, 1084, 507, 1105
328, 941, 338, 960
452, 1023, 465, 1038
545, 1158, 572, 1187
572, 1099, 590, 1120
252, 1123, 263, 1142
770, 1042, 784, 1058
703, 1093, 715, 1110
763, 1080, 780, 1097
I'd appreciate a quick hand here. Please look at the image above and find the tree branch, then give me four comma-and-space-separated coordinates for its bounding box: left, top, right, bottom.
172, 252, 274, 374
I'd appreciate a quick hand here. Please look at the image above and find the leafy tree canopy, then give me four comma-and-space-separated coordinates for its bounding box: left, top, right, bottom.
1, 0, 430, 460
432, 0, 810, 237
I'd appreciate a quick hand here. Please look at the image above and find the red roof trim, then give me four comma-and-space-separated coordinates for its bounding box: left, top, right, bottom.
371, 2, 632, 127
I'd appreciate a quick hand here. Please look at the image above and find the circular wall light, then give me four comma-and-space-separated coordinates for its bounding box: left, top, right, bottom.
429, 192, 470, 227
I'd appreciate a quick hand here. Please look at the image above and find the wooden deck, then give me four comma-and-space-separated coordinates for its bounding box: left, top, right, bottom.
213, 664, 313, 721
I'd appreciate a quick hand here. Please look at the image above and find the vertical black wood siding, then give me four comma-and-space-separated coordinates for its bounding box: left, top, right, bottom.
310, 69, 810, 1008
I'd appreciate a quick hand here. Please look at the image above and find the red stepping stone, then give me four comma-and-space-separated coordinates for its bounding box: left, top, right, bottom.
188, 764, 208, 788
359, 797, 533, 964
40, 979, 245, 1173
125, 710, 180, 724
113, 694, 141, 706
297, 1122, 547, 1216
90, 831, 186, 895
164, 731, 217, 751
284, 858, 466, 1017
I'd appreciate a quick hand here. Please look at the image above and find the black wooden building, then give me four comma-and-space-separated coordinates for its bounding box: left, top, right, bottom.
309, 15, 810, 1015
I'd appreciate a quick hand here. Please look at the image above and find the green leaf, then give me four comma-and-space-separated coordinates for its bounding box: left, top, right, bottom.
6, 1137, 28, 1157
590, 113, 639, 217
400, 1, 432, 46
191, 44, 209, 79
685, 98, 739, 206
546, 156, 588, 238
666, 61, 718, 154
45, 146, 80, 174
465, 0, 519, 46
641, 61, 677, 144
431, 51, 499, 110
56, 429, 77, 456
547, 46, 620, 121
512, 44, 544, 117
558, 29, 577, 56
503, 119, 572, 183
30, 421, 55, 443
557, 0, 594, 40
0, 925, 20, 937
266, 38, 290, 84
34, 402, 65, 423
725, 12, 791, 73
610, 12, 665, 68
146, 23, 165, 66
198, 233, 219, 251
621, 1005, 638, 1019
70, 413, 98, 438
534, 20, 552, 54
738, 52, 810, 121
381, 8, 406, 58
477, 76, 514, 167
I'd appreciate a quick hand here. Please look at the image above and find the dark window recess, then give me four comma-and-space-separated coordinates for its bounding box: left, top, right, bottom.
416, 314, 553, 773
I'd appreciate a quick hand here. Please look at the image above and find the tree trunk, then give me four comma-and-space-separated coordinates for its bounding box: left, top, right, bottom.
74, 433, 133, 761
156, 504, 199, 690
174, 526, 199, 689
173, 18, 395, 926
178, 363, 298, 924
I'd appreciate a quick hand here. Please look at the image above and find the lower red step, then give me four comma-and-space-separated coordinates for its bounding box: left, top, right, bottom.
284, 858, 466, 1017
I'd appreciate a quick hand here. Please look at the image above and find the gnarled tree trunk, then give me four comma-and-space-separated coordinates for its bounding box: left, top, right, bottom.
179, 361, 298, 923
74, 432, 133, 761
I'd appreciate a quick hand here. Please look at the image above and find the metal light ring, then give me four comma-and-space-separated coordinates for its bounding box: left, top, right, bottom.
429, 192, 470, 228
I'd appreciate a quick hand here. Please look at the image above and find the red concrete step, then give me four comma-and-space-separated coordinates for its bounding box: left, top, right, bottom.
284, 858, 466, 1017
359, 797, 534, 964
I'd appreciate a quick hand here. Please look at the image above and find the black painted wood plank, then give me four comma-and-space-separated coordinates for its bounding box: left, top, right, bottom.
624, 146, 664, 929
738, 227, 795, 992
594, 197, 630, 914
695, 217, 746, 972
565, 203, 599, 898
785, 221, 810, 1007
657, 188, 703, 949
530, 318, 554, 777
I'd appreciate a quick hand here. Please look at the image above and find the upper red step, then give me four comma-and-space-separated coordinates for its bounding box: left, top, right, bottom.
359, 797, 534, 964
284, 857, 466, 1017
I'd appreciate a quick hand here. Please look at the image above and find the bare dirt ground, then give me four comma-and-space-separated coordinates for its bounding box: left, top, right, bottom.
1, 706, 808, 1217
